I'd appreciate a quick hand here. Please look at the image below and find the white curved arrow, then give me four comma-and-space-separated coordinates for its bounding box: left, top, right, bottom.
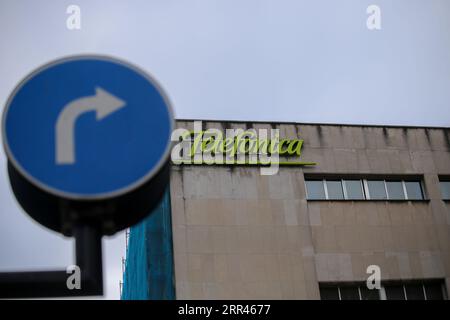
55, 87, 126, 165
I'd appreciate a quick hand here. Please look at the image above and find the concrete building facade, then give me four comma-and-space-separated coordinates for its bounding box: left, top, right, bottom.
122, 120, 450, 300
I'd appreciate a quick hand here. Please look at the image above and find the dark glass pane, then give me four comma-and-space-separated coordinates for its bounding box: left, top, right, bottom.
306, 180, 326, 200
405, 284, 425, 300
367, 180, 387, 200
344, 180, 365, 200
339, 286, 360, 300
440, 181, 450, 200
424, 283, 444, 300
405, 181, 424, 200
386, 181, 405, 200
360, 286, 380, 300
326, 180, 344, 200
320, 286, 340, 300
385, 285, 406, 300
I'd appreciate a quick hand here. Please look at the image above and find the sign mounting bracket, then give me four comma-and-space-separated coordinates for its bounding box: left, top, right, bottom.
0, 225, 103, 298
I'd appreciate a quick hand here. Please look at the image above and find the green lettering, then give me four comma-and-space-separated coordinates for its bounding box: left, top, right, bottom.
287, 139, 303, 156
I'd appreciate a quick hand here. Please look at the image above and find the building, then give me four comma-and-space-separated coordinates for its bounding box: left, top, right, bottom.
121, 119, 450, 300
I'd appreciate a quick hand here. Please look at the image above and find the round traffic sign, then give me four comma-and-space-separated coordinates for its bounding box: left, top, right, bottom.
3, 55, 174, 200
2, 55, 174, 235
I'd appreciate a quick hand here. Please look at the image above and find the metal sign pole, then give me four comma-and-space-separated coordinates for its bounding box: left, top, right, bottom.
0, 224, 103, 298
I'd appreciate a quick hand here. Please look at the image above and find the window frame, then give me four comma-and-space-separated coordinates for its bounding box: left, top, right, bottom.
404, 180, 425, 200
305, 178, 425, 201
319, 280, 446, 300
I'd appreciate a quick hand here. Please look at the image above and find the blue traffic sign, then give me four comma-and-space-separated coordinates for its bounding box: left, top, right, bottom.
2, 55, 174, 200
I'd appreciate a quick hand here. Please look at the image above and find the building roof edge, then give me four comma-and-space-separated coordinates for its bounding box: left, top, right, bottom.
175, 117, 450, 130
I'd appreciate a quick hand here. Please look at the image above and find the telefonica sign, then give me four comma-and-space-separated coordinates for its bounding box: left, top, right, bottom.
171, 121, 316, 175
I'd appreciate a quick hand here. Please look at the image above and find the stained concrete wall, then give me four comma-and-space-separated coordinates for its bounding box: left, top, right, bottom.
170, 120, 450, 299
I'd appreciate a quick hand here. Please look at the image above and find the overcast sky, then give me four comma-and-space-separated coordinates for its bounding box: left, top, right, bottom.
0, 0, 449, 300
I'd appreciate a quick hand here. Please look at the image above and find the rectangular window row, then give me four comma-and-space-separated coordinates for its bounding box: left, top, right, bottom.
305, 178, 424, 201
319, 280, 446, 300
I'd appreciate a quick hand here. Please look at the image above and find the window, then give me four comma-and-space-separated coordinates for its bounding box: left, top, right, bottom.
384, 284, 405, 300
305, 177, 425, 201
319, 286, 340, 300
319, 280, 446, 300
359, 286, 380, 300
367, 180, 387, 200
405, 181, 424, 200
339, 286, 360, 300
404, 283, 425, 300
305, 180, 326, 200
344, 180, 365, 200
440, 181, 450, 200
319, 284, 380, 300
386, 181, 405, 200
424, 282, 445, 300
326, 181, 344, 200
